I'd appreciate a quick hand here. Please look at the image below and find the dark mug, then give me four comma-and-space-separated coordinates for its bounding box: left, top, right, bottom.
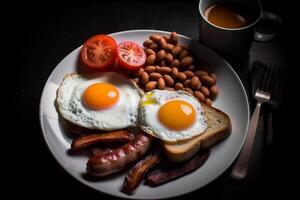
198, 0, 262, 62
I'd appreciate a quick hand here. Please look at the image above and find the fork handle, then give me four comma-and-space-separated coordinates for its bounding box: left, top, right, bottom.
231, 102, 262, 180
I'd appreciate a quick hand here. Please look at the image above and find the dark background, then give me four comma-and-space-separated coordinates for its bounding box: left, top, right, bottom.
7, 0, 291, 199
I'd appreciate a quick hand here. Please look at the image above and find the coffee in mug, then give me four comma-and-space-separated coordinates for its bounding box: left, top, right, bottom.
204, 2, 252, 29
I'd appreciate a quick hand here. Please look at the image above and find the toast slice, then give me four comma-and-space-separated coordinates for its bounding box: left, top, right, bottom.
163, 103, 231, 162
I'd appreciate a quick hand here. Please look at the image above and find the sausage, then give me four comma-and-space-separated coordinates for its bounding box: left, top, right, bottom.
86, 132, 152, 177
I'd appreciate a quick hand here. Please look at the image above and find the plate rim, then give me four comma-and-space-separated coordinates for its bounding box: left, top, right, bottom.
39, 29, 250, 199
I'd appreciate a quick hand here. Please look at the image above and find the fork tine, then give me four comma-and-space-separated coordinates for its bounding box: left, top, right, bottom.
264, 65, 273, 92
267, 66, 278, 92
260, 64, 271, 91
259, 65, 268, 91
263, 65, 270, 91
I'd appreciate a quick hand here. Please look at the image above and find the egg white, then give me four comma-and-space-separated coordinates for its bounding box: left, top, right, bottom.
139, 90, 207, 142
56, 72, 141, 131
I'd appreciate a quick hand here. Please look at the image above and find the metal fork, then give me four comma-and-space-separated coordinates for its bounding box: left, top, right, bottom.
231, 64, 278, 180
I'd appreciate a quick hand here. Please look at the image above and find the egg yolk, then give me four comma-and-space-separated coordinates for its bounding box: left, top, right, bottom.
158, 100, 196, 131
83, 83, 119, 110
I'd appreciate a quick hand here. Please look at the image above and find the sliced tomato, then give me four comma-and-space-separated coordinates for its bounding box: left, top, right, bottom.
80, 35, 117, 70
117, 41, 146, 70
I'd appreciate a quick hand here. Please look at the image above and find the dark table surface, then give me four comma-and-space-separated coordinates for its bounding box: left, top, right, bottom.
9, 0, 290, 199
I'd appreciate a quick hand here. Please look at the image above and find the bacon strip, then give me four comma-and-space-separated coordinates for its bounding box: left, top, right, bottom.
71, 130, 134, 150
145, 149, 210, 186
122, 154, 161, 194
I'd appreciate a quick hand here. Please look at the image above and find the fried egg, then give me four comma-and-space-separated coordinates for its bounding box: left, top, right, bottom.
139, 89, 207, 142
56, 72, 141, 130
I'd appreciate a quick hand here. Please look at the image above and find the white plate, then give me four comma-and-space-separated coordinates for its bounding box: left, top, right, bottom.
39, 30, 249, 199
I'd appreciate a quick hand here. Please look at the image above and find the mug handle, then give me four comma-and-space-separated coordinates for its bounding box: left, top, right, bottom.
254, 11, 283, 42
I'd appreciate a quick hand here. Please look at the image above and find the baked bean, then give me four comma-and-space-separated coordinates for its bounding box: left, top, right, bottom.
162, 35, 170, 43
157, 66, 172, 74
145, 81, 157, 91
169, 32, 178, 45
134, 68, 144, 76
145, 54, 156, 66
164, 43, 175, 53
200, 86, 210, 97
170, 59, 180, 68
180, 56, 193, 68
149, 34, 161, 42
175, 82, 184, 90
172, 45, 183, 57
196, 81, 202, 90
156, 50, 166, 62
200, 75, 215, 86
184, 70, 194, 78
149, 72, 162, 80
210, 73, 217, 82
191, 76, 200, 89
195, 70, 208, 77
149, 43, 158, 51
163, 74, 174, 86
145, 48, 156, 56
177, 72, 187, 82
171, 67, 179, 78
194, 91, 205, 102
179, 49, 190, 61
205, 98, 212, 107
165, 53, 173, 64
140, 72, 149, 85
158, 37, 167, 49
210, 85, 219, 98
183, 79, 191, 87
145, 66, 156, 73
143, 39, 154, 48
157, 78, 166, 90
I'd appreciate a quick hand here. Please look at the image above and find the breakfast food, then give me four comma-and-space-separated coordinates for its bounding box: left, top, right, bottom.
139, 90, 207, 142
87, 132, 152, 177
132, 32, 219, 106
54, 32, 232, 195
122, 154, 161, 194
91, 147, 114, 156
163, 103, 231, 162
117, 41, 146, 70
56, 72, 141, 131
71, 130, 134, 151
145, 149, 210, 186
80, 34, 117, 70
